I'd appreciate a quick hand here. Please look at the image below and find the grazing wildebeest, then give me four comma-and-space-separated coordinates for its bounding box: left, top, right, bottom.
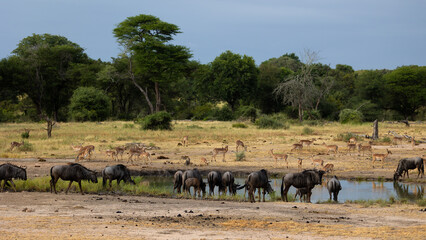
102, 164, 135, 188
281, 169, 325, 202
0, 163, 27, 191
184, 177, 206, 198
238, 169, 273, 203
327, 176, 342, 202
50, 163, 98, 195
393, 157, 424, 181
182, 168, 203, 192
207, 171, 224, 196
173, 170, 183, 193
222, 171, 238, 195
294, 188, 310, 202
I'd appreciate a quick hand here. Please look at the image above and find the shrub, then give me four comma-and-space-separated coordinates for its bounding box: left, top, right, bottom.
236, 105, 258, 122
17, 141, 33, 152
334, 132, 361, 142
232, 123, 247, 128
303, 110, 321, 120
339, 109, 363, 124
301, 127, 314, 135
255, 115, 289, 129
211, 105, 234, 121
68, 87, 111, 122
187, 124, 203, 129
235, 151, 246, 161
191, 103, 214, 120
21, 130, 30, 139
140, 111, 172, 130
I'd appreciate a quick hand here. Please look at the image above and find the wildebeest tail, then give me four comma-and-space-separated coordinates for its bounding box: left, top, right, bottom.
280, 175, 285, 199
236, 184, 246, 190
102, 169, 106, 187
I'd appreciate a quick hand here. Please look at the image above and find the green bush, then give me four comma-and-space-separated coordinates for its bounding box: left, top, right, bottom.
235, 151, 246, 161
301, 127, 314, 135
236, 105, 259, 122
339, 109, 363, 124
211, 105, 234, 121
21, 130, 30, 139
68, 87, 111, 122
232, 123, 247, 128
191, 103, 214, 120
303, 110, 321, 120
17, 141, 33, 152
255, 115, 289, 129
140, 111, 172, 130
334, 132, 361, 142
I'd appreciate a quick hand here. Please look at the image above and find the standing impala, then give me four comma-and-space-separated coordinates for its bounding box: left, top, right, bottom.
291, 143, 303, 152
269, 149, 289, 168
322, 142, 338, 154
357, 143, 372, 156
10, 141, 24, 151
372, 149, 392, 168
182, 136, 188, 147
299, 139, 314, 147
236, 140, 247, 152
212, 145, 228, 162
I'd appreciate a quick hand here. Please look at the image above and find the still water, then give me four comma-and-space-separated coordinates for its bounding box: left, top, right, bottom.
144, 176, 425, 203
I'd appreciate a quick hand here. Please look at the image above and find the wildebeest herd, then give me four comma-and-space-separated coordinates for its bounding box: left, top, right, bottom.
0, 156, 424, 203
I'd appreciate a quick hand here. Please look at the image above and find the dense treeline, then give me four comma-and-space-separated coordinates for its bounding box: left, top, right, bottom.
0, 14, 425, 133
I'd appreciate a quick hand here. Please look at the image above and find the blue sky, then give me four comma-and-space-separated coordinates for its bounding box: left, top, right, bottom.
1, 0, 425, 70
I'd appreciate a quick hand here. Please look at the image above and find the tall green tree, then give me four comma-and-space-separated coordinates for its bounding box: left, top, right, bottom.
113, 14, 191, 114
384, 65, 426, 119
198, 51, 258, 110
9, 33, 88, 137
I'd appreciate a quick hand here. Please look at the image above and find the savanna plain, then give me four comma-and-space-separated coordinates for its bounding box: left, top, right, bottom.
0, 121, 425, 239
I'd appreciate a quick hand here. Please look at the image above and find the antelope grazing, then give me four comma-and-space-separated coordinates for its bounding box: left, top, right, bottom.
299, 139, 314, 147
200, 157, 208, 166
76, 145, 95, 162
236, 140, 247, 152
392, 136, 403, 145
115, 146, 126, 160
297, 158, 303, 170
347, 143, 357, 152
182, 136, 188, 147
357, 143, 372, 156
323, 163, 334, 173
349, 137, 357, 144
212, 145, 228, 162
269, 149, 289, 168
291, 143, 303, 152
140, 151, 152, 165
322, 142, 338, 154
128, 147, 145, 163
10, 141, 24, 151
105, 150, 117, 161
372, 149, 392, 168
70, 144, 83, 152
311, 156, 324, 168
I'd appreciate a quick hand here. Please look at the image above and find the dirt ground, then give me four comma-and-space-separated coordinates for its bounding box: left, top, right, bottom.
1, 191, 425, 240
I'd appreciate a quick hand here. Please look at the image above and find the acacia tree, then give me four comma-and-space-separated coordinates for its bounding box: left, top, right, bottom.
273, 50, 320, 122
113, 14, 191, 114
9, 34, 88, 137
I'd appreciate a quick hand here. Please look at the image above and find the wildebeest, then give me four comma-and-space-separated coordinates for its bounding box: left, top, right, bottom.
222, 171, 238, 195
207, 171, 224, 196
281, 169, 325, 202
393, 157, 424, 181
327, 176, 342, 202
50, 163, 98, 194
184, 177, 206, 198
102, 164, 135, 188
173, 170, 183, 193
182, 168, 203, 192
294, 188, 310, 202
0, 163, 27, 191
238, 169, 273, 203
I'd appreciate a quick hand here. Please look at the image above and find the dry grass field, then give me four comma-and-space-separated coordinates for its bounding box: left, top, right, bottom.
1, 120, 425, 181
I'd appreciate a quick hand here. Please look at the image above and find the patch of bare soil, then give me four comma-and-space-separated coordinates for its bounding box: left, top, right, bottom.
0, 192, 425, 239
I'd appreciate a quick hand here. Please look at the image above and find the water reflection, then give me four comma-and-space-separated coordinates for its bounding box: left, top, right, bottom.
142, 176, 425, 203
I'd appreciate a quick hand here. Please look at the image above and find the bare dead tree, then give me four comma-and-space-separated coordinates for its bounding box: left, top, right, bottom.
274, 50, 320, 122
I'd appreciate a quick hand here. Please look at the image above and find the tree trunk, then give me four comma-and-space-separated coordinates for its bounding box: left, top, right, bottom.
372, 119, 379, 140
128, 58, 154, 114
298, 103, 303, 122
155, 82, 161, 113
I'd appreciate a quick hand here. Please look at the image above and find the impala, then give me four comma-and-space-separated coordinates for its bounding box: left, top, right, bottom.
357, 143, 372, 156
392, 136, 404, 145
322, 142, 338, 154
347, 143, 357, 152
348, 137, 357, 144
323, 163, 334, 173
291, 143, 303, 152
70, 144, 83, 152
75, 145, 95, 162
236, 140, 247, 152
200, 157, 208, 166
114, 146, 126, 160
105, 150, 117, 161
297, 158, 303, 170
128, 147, 146, 163
182, 136, 188, 147
269, 149, 289, 168
212, 146, 228, 162
311, 157, 324, 168
10, 141, 24, 151
372, 149, 392, 168
299, 139, 314, 147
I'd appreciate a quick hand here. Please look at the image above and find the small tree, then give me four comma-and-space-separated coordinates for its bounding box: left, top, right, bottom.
140, 111, 172, 130
339, 109, 363, 124
69, 87, 111, 121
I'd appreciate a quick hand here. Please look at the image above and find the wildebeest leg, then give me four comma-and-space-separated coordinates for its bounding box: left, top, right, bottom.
52, 177, 59, 194
283, 185, 290, 202
9, 179, 17, 192
307, 189, 312, 203
78, 181, 84, 195
0, 180, 4, 192
262, 188, 266, 202
109, 179, 113, 188
65, 181, 73, 194
329, 191, 332, 201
